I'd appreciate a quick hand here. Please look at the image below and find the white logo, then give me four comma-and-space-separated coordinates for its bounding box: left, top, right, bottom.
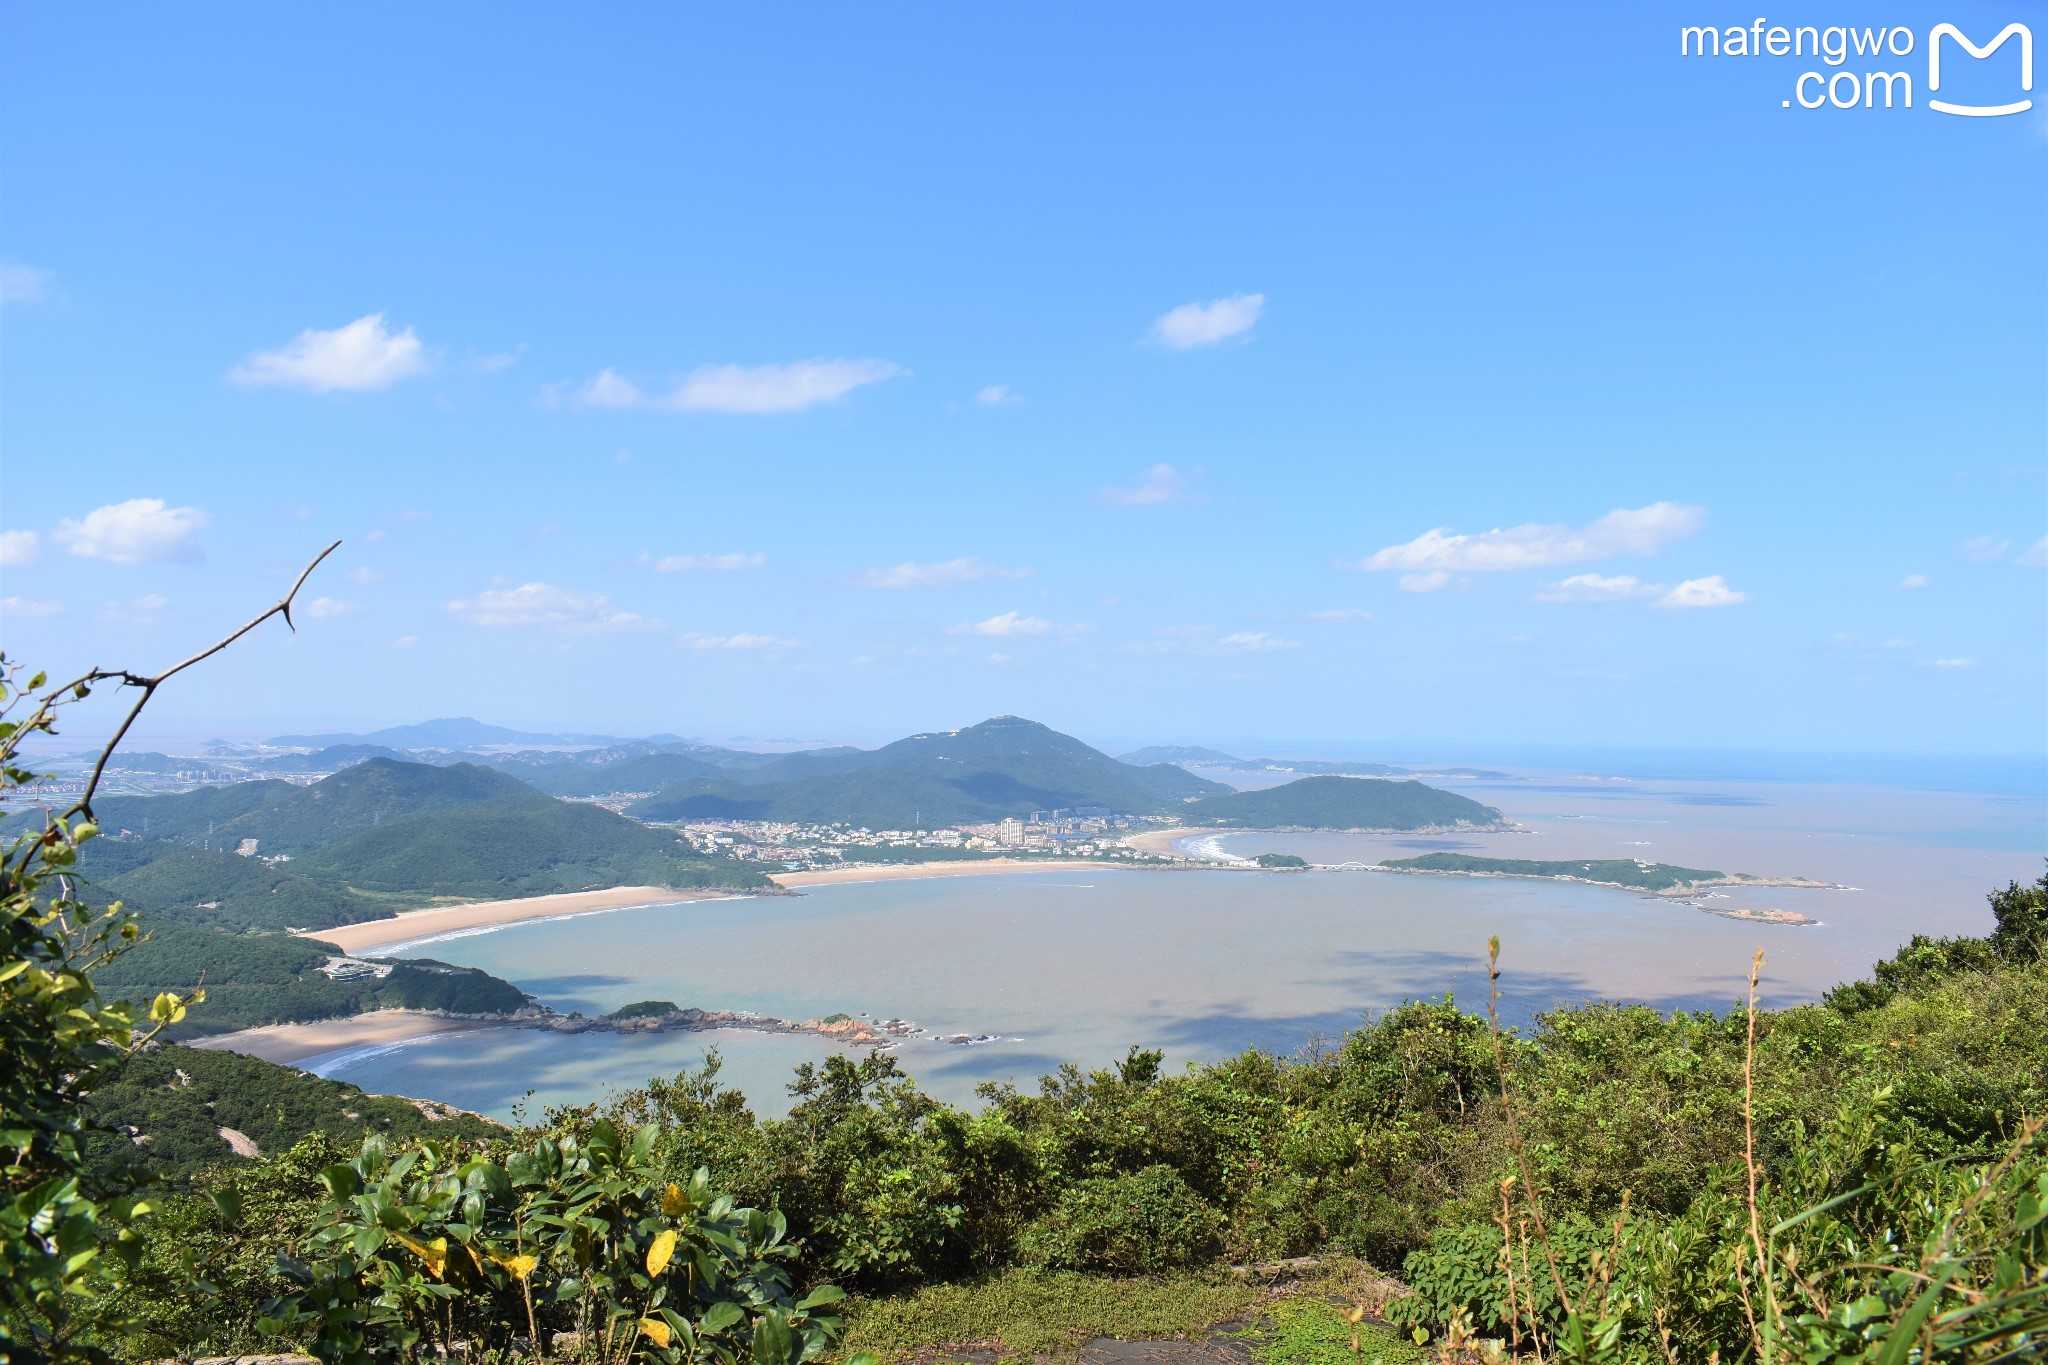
1928, 22, 2033, 116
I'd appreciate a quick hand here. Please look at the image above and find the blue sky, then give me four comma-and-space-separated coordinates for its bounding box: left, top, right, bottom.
1, 2, 2042, 758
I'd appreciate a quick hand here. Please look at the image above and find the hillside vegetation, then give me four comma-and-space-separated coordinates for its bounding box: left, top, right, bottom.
633, 716, 1228, 826
1182, 775, 1505, 829
1381, 852, 1736, 891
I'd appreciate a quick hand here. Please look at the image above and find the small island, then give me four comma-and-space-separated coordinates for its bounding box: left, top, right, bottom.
1375, 854, 1828, 924
1254, 853, 1309, 869
1180, 776, 1509, 831
534, 1001, 924, 1048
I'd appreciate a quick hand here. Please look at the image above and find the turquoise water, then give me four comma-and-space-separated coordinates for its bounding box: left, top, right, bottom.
315, 772, 2043, 1120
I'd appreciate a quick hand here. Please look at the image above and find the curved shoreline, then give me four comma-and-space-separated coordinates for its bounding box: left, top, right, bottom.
302, 886, 751, 955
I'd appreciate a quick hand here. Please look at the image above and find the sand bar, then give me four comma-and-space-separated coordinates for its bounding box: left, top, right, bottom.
1121, 827, 1223, 859
772, 858, 1096, 887
304, 886, 737, 955
188, 1010, 497, 1066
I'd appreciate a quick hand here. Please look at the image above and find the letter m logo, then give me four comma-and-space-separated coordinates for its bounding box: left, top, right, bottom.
1928, 23, 2033, 116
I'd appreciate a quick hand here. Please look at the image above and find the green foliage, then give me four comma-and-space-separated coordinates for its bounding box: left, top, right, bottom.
97, 845, 385, 932
1254, 853, 1309, 869
1238, 1295, 1429, 1365
1020, 1165, 1223, 1273
609, 1000, 684, 1021
1378, 853, 1729, 891
1182, 777, 1503, 831
83, 1045, 503, 1186
256, 1122, 847, 1365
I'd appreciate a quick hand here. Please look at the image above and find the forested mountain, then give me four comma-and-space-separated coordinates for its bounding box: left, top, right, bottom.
1180, 775, 1505, 829
631, 716, 1228, 826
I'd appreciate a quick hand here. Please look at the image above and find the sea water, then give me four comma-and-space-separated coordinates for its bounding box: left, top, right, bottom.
314, 768, 2043, 1120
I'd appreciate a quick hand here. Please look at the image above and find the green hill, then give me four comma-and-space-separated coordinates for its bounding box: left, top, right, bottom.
83, 1043, 504, 1184
1116, 744, 1243, 766
92, 758, 534, 852
633, 717, 1227, 826
1180, 776, 1505, 830
293, 795, 762, 898
97, 847, 386, 933
92, 918, 531, 1038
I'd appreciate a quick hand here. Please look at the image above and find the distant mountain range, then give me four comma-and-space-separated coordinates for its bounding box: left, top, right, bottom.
1181, 775, 1506, 830
632, 716, 1228, 827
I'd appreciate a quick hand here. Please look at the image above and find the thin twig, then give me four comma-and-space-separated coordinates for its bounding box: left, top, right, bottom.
67, 541, 339, 822
1742, 947, 1782, 1364
1485, 937, 1571, 1307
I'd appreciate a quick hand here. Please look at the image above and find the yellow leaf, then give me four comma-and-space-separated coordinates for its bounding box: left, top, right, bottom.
396, 1233, 450, 1278
646, 1228, 678, 1278
640, 1318, 673, 1348
662, 1181, 691, 1217
496, 1252, 538, 1280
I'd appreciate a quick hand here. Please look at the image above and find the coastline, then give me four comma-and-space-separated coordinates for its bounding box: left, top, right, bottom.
304, 885, 747, 955
186, 1009, 499, 1066
770, 858, 1095, 887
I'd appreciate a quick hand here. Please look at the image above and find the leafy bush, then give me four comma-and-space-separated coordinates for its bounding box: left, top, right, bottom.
1020, 1165, 1223, 1273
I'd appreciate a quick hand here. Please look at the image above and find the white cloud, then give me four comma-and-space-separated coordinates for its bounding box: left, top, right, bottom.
949, 611, 1053, 637
302, 597, 362, 619
390, 635, 420, 650
975, 384, 1022, 406
347, 566, 388, 584
52, 499, 209, 565
845, 557, 1032, 589
0, 262, 54, 306
1920, 657, 1974, 670
1962, 535, 2008, 563
445, 582, 657, 633
1129, 625, 1300, 655
471, 345, 526, 374
229, 313, 435, 392
1399, 571, 1455, 594
645, 552, 767, 573
1305, 608, 1373, 622
100, 593, 170, 625
2016, 537, 2048, 568
567, 358, 906, 413
679, 632, 798, 650
1359, 502, 1706, 573
1, 596, 62, 618
1654, 576, 1749, 609
1897, 573, 1929, 589
1150, 293, 1265, 349
986, 652, 1013, 664
1099, 463, 1204, 507
0, 530, 40, 567
1535, 573, 1662, 603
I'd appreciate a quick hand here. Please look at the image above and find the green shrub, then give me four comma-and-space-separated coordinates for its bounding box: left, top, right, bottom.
1020, 1165, 1222, 1273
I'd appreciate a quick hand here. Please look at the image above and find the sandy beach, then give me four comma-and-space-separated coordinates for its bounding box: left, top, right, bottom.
188, 1010, 499, 1066
306, 886, 740, 955
772, 858, 1089, 887
1121, 827, 1222, 859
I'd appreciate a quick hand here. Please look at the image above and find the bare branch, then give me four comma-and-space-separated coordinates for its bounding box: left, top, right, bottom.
66, 540, 341, 822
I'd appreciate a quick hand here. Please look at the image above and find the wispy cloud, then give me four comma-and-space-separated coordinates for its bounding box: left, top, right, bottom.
52, 499, 209, 565
1128, 625, 1300, 655
844, 557, 1032, 589
1357, 502, 1706, 573
974, 384, 1022, 406
642, 552, 767, 573
1654, 576, 1749, 609
1534, 573, 1662, 603
1897, 573, 1929, 589
1, 596, 62, 618
229, 313, 436, 392
564, 358, 907, 414
1962, 535, 2008, 563
1919, 657, 1974, 670
1305, 608, 1373, 623
949, 611, 1052, 637
0, 262, 55, 307
445, 582, 658, 633
1150, 293, 1265, 349
390, 635, 420, 650
471, 345, 527, 374
1399, 571, 1455, 594
679, 632, 798, 650
0, 530, 40, 567
100, 593, 170, 625
347, 566, 387, 584
2016, 536, 2048, 568
1099, 463, 1204, 507
302, 597, 362, 620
